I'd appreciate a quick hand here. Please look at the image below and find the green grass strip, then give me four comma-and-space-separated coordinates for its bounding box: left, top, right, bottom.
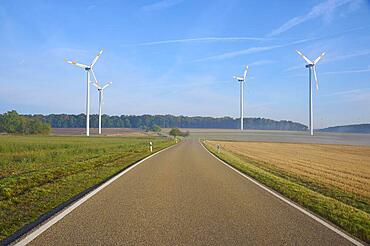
0, 135, 175, 241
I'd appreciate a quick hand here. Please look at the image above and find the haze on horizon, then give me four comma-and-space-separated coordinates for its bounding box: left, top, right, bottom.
0, 0, 370, 128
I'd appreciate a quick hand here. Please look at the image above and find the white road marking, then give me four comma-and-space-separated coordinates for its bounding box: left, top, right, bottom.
200, 140, 365, 246
13, 143, 178, 246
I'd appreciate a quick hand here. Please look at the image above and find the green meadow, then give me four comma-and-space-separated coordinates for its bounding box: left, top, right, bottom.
0, 135, 174, 241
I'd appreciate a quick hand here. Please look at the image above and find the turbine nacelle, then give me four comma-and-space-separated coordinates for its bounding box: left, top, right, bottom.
233, 76, 244, 82
296, 50, 325, 91
93, 81, 112, 91
65, 49, 103, 71
233, 66, 249, 82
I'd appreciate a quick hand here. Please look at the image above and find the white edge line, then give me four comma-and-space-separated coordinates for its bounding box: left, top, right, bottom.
14, 143, 178, 246
199, 140, 365, 246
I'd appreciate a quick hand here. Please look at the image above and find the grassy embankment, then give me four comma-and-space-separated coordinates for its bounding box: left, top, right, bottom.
203, 140, 370, 243
0, 135, 174, 241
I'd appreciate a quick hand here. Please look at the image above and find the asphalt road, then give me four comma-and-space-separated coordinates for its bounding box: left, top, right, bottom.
28, 139, 353, 245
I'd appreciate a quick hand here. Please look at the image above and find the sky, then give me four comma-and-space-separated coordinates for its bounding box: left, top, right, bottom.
0, 0, 369, 128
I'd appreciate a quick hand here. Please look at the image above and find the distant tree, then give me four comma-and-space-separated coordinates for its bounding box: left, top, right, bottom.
0, 110, 24, 133
169, 128, 182, 137
169, 128, 188, 137
151, 124, 161, 132
0, 110, 50, 135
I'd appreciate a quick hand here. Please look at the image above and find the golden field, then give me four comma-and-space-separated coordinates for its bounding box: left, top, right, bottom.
204, 140, 370, 241
207, 140, 370, 208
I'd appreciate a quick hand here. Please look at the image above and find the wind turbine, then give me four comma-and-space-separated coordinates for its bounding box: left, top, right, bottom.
91, 71, 112, 135
65, 49, 103, 136
233, 66, 248, 131
296, 50, 325, 136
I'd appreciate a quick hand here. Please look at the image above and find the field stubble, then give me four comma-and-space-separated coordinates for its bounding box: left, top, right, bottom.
205, 140, 370, 242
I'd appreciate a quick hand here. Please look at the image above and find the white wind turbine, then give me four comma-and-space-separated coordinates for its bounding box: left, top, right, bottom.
233, 66, 248, 131
65, 50, 103, 136
296, 50, 325, 136
91, 71, 112, 135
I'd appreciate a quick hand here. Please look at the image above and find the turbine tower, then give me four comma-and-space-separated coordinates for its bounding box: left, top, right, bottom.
296, 50, 325, 136
92, 71, 112, 135
65, 50, 103, 136
233, 66, 248, 131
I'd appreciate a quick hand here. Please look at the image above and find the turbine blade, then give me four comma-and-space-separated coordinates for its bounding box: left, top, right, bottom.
243, 66, 248, 81
102, 82, 112, 90
101, 90, 104, 105
92, 82, 100, 89
90, 49, 103, 67
313, 66, 319, 91
314, 52, 326, 64
90, 69, 100, 86
65, 59, 89, 69
296, 50, 313, 64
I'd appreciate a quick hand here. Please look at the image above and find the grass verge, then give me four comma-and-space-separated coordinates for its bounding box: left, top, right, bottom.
0, 135, 174, 241
203, 141, 370, 243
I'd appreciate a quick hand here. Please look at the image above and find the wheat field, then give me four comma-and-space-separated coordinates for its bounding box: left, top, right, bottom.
208, 140, 370, 205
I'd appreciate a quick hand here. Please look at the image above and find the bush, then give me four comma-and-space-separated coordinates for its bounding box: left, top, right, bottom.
151, 124, 161, 132
169, 128, 189, 137
0, 110, 50, 135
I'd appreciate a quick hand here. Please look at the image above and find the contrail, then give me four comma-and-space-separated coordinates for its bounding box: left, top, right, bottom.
122, 37, 274, 47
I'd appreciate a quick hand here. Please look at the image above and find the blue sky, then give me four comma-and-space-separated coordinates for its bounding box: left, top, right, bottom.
0, 0, 369, 127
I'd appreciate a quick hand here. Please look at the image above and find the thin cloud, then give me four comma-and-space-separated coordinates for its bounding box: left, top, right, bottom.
194, 38, 311, 62
323, 67, 370, 75
287, 67, 370, 77
142, 0, 184, 12
322, 88, 370, 103
284, 65, 302, 72
191, 26, 370, 62
249, 60, 277, 66
194, 45, 281, 62
268, 0, 362, 37
325, 49, 370, 62
322, 88, 370, 97
123, 37, 274, 47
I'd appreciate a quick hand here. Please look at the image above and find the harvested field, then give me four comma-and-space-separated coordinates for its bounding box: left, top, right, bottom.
204, 140, 370, 242
210, 141, 370, 202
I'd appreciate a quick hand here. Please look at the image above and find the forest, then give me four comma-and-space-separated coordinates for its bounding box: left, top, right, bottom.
23, 113, 308, 131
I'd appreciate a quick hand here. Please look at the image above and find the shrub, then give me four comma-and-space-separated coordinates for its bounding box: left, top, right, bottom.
169, 128, 188, 137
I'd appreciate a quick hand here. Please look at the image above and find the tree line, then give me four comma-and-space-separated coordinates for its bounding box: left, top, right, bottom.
0, 111, 50, 134
21, 113, 308, 131
320, 124, 370, 134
